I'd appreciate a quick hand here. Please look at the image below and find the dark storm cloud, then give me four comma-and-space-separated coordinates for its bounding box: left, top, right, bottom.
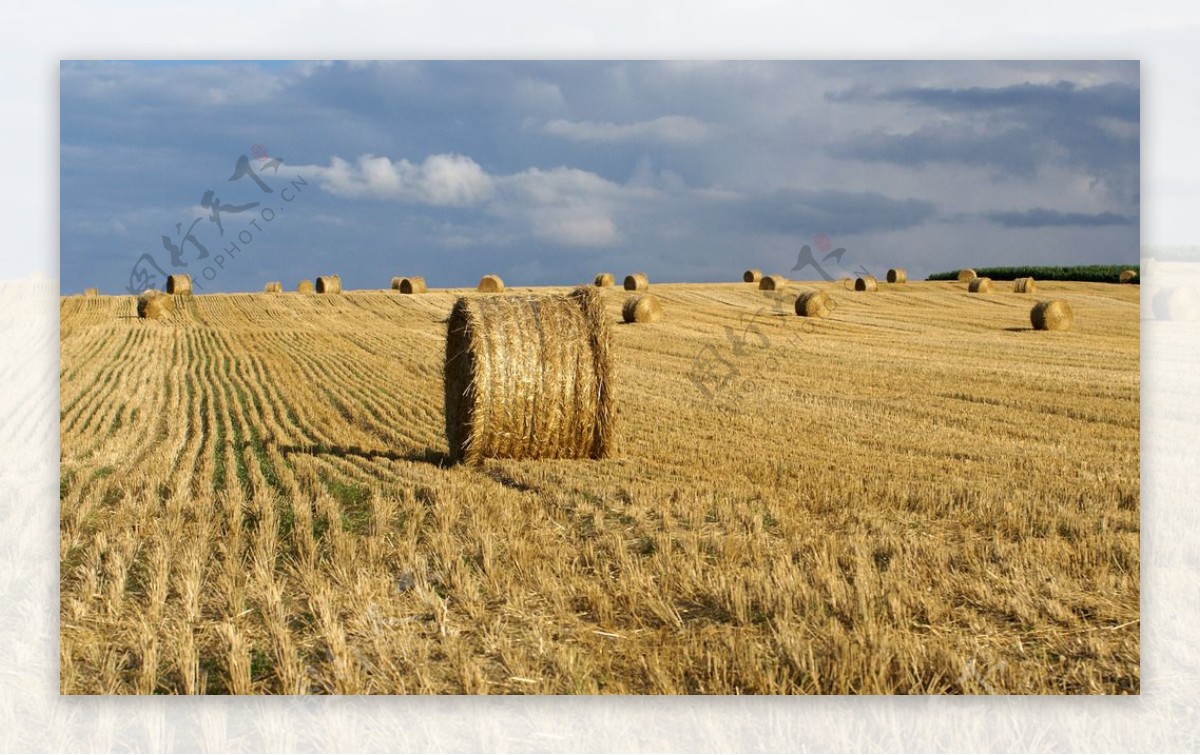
984, 208, 1136, 228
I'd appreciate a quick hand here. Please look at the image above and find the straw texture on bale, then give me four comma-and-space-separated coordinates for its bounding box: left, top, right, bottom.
316, 275, 342, 294
743, 269, 763, 283
1031, 300, 1074, 331
297, 280, 314, 293
624, 273, 649, 291
593, 273, 615, 287
444, 286, 615, 464
886, 268, 908, 284
1119, 269, 1139, 284
957, 269, 977, 282
759, 275, 786, 291
477, 274, 505, 293
264, 281, 282, 293
1012, 277, 1036, 293
393, 276, 427, 294
136, 289, 174, 320
854, 275, 878, 292
166, 274, 192, 295
968, 277, 994, 293
622, 294, 662, 323
83, 287, 99, 297
795, 289, 833, 318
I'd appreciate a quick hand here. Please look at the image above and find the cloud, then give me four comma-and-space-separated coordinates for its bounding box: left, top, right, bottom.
984, 208, 1136, 228
542, 115, 714, 145
721, 188, 938, 237
295, 153, 495, 206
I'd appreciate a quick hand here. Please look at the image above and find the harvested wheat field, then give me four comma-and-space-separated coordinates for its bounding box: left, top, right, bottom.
59, 280, 1139, 695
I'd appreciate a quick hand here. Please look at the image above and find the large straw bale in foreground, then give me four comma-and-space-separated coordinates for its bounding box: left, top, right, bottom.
743, 268, 763, 283
957, 269, 977, 282
969, 277, 993, 293
166, 274, 192, 295
1013, 277, 1036, 293
393, 276, 427, 294
759, 275, 786, 291
622, 294, 662, 323
478, 274, 505, 293
297, 280, 314, 293
886, 268, 907, 284
624, 273, 649, 291
316, 275, 342, 294
136, 289, 174, 320
795, 289, 833, 318
444, 287, 615, 464
1031, 300, 1074, 331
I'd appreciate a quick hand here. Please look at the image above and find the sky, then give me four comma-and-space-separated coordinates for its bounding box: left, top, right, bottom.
59, 60, 1140, 294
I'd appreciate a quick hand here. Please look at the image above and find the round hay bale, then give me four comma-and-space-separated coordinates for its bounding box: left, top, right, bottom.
393, 276, 426, 294
593, 273, 615, 287
1031, 300, 1074, 331
297, 280, 315, 293
969, 277, 994, 293
477, 274, 505, 293
166, 274, 192, 295
136, 289, 174, 320
1152, 286, 1200, 321
957, 269, 977, 282
264, 281, 282, 293
444, 286, 615, 464
316, 275, 342, 294
1012, 277, 1036, 293
795, 289, 833, 318
743, 268, 763, 283
759, 275, 786, 291
854, 275, 878, 292
623, 273, 649, 291
622, 294, 662, 324
83, 287, 99, 297
886, 268, 907, 284
1119, 269, 1139, 284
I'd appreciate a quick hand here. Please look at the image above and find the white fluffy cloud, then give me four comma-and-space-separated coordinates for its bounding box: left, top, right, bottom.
296, 154, 495, 206
541, 115, 714, 145
296, 154, 660, 247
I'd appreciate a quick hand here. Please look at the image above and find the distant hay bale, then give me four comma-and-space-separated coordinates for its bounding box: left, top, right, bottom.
854, 275, 878, 292
593, 273, 614, 287
624, 273, 649, 291
1152, 286, 1200, 321
297, 280, 314, 293
1119, 269, 1139, 284
316, 275, 342, 294
795, 289, 833, 318
759, 275, 786, 291
477, 274, 505, 293
264, 281, 282, 293
886, 268, 908, 284
957, 269, 977, 282
743, 268, 763, 283
166, 274, 192, 295
83, 287, 99, 297
969, 277, 994, 293
136, 289, 174, 320
393, 276, 426, 294
1013, 277, 1036, 293
444, 286, 615, 464
1031, 300, 1074, 331
622, 294, 662, 323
